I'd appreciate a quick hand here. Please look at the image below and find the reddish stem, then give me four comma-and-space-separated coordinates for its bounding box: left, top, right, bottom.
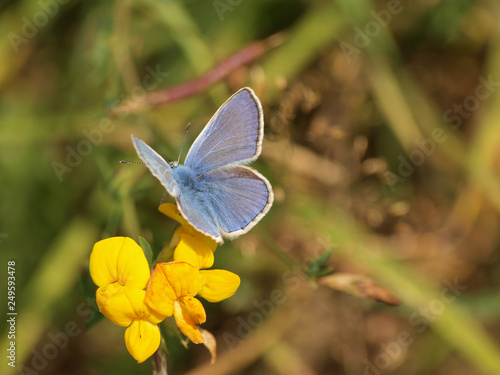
110, 33, 284, 117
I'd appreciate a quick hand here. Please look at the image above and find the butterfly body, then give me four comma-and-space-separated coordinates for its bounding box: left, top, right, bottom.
132, 87, 273, 243
170, 165, 200, 196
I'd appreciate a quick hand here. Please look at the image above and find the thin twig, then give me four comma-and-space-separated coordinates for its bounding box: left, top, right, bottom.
109, 33, 285, 117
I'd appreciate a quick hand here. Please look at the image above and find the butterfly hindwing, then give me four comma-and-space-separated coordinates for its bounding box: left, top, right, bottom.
200, 166, 273, 239
174, 188, 221, 240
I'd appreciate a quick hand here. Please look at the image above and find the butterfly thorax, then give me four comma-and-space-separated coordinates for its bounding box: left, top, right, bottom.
170, 164, 201, 197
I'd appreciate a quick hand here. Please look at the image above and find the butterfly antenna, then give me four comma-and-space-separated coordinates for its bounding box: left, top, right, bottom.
120, 160, 144, 165
177, 123, 191, 165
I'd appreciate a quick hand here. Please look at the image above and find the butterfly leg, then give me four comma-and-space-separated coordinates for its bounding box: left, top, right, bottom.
160, 190, 169, 205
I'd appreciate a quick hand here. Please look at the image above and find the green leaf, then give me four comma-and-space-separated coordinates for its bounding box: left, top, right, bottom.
139, 236, 153, 268
308, 248, 334, 277
161, 317, 188, 349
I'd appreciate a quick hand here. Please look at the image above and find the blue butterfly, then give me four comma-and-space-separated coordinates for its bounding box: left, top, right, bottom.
132, 87, 274, 243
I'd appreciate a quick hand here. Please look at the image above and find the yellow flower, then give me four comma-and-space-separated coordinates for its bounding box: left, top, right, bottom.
145, 223, 240, 344
90, 228, 240, 360
145, 261, 206, 343
89, 237, 166, 363
173, 232, 241, 303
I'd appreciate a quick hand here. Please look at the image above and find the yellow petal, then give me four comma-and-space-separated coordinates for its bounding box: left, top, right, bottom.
89, 237, 150, 289
158, 203, 187, 226
125, 319, 161, 363
96, 283, 148, 327
195, 232, 218, 253
148, 308, 168, 325
173, 297, 206, 344
116, 239, 151, 288
181, 227, 218, 253
90, 237, 122, 286
198, 270, 241, 303
174, 233, 214, 269
145, 262, 201, 317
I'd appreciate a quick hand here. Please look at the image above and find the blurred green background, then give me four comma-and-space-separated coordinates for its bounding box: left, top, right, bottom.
2, 0, 500, 374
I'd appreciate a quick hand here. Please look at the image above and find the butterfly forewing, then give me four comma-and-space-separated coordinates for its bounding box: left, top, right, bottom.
184, 88, 264, 176
132, 135, 175, 195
